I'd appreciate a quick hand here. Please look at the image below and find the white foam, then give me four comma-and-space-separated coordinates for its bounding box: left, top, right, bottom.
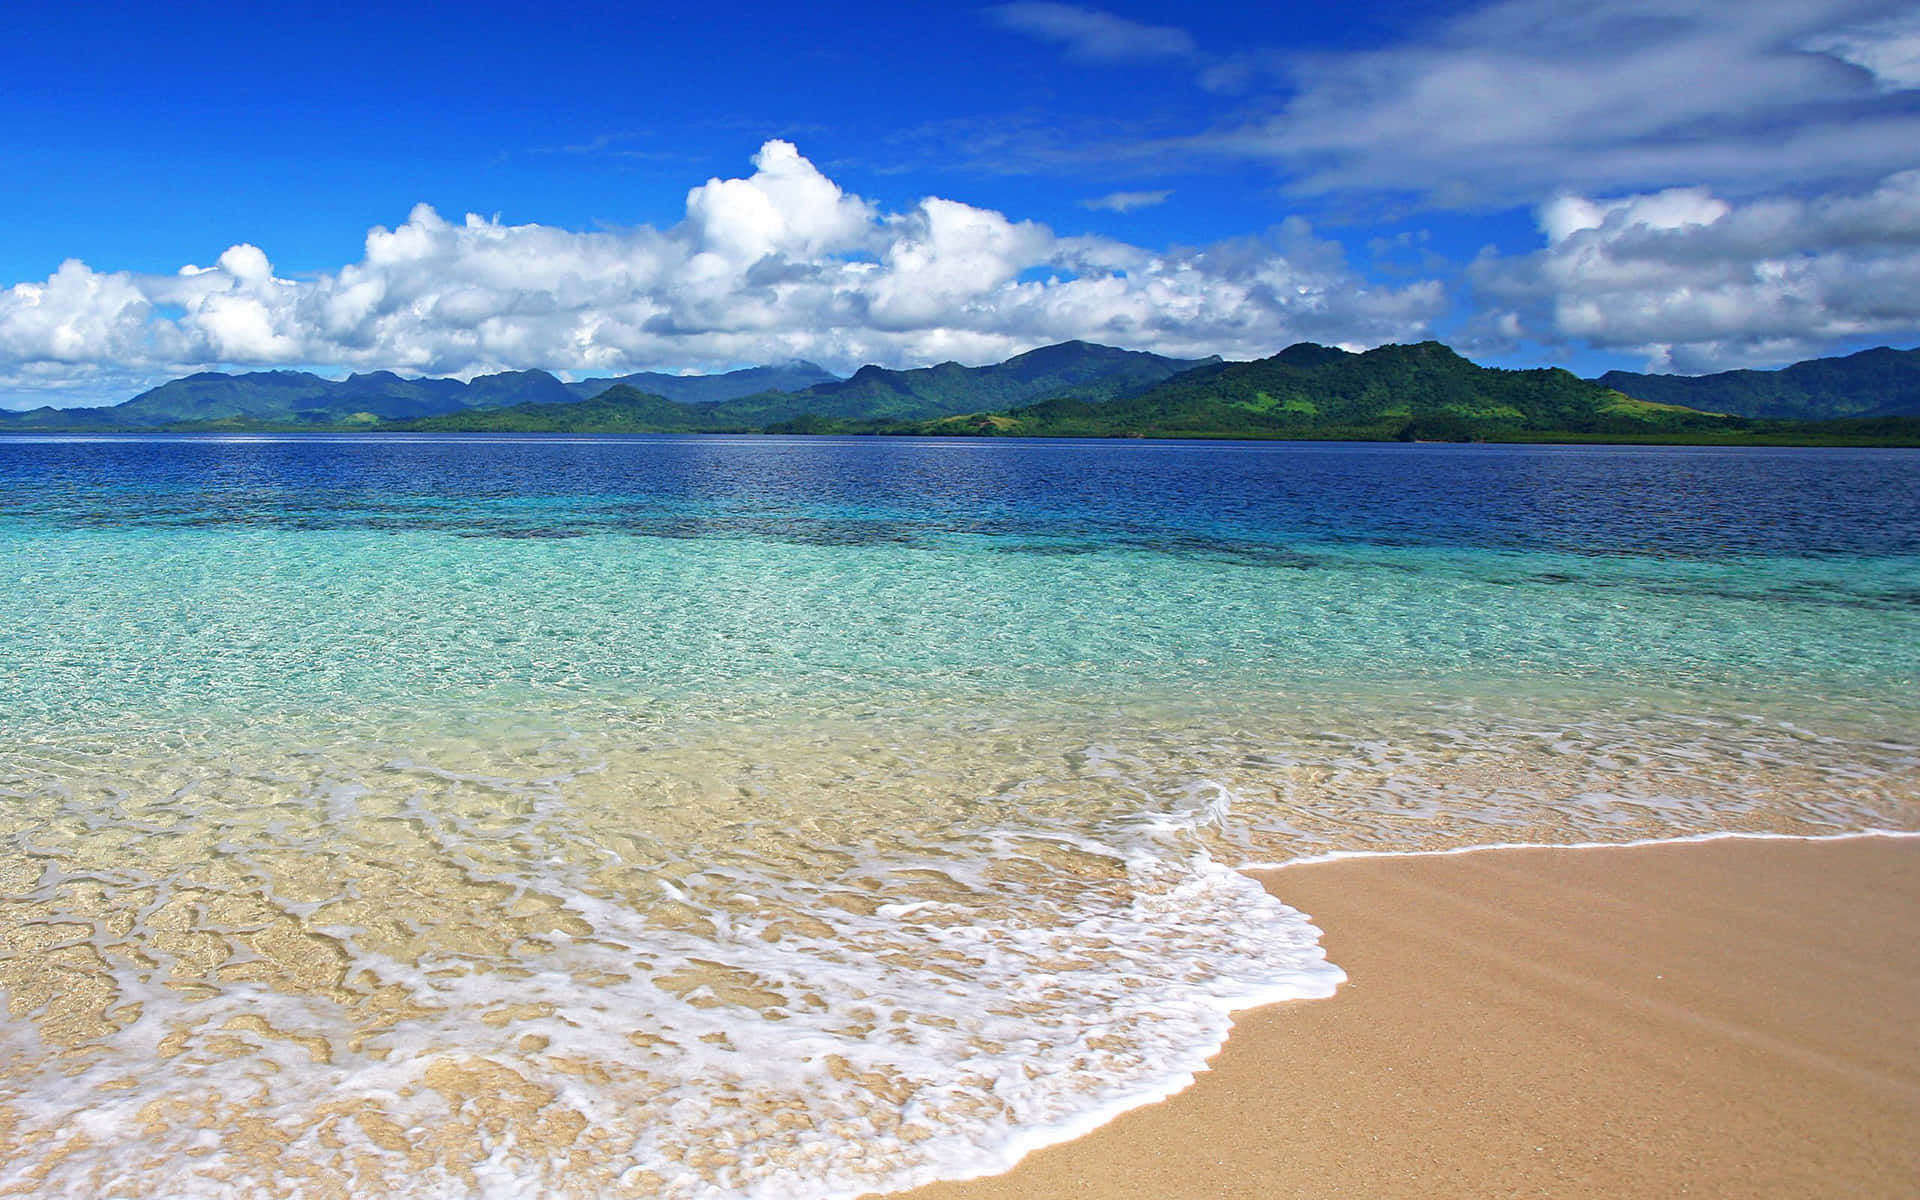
1248, 826, 1920, 871
1, 696, 1914, 1198
0, 772, 1341, 1197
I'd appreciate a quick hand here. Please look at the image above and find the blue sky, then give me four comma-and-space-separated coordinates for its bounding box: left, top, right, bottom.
4, 0, 1919, 408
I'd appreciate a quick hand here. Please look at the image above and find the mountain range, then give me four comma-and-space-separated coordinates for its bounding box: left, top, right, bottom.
0, 359, 839, 431
889, 341, 1721, 441
1598, 346, 1920, 420
1, 340, 1915, 442
380, 341, 1920, 444
565, 361, 839, 405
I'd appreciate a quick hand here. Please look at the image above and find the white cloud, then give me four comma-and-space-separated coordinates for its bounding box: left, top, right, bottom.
158, 244, 305, 362
1183, 0, 1920, 208
1803, 8, 1920, 92
986, 3, 1196, 63
0, 260, 152, 365
683, 140, 877, 262
0, 141, 1446, 408
1471, 170, 1920, 371
1082, 189, 1173, 213
974, 2, 1919, 222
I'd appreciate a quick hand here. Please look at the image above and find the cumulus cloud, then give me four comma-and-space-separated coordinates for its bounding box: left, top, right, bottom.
1470, 170, 1920, 371
1082, 189, 1173, 213
986, 3, 1196, 63
0, 141, 1445, 408
0, 260, 152, 365
1182, 0, 1920, 208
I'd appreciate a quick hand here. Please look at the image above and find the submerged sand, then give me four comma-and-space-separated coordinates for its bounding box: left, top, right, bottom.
888, 835, 1920, 1199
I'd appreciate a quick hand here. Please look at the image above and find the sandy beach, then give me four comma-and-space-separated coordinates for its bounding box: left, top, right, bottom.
887, 835, 1920, 1199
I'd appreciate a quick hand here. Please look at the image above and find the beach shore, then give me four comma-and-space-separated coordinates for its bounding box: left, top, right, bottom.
885, 835, 1920, 1199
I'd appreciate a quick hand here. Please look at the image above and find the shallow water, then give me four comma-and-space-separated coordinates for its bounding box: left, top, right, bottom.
2, 435, 1916, 1197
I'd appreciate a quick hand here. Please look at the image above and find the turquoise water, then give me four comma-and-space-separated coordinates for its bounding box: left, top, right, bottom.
1, 436, 1916, 1197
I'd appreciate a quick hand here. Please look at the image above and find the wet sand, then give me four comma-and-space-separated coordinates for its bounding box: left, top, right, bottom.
886, 835, 1920, 1199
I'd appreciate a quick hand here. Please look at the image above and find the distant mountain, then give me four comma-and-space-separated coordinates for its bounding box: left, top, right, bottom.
1598, 346, 1920, 420
113, 370, 344, 424
388, 385, 739, 434
388, 341, 1217, 432
394, 341, 1213, 432
0, 403, 134, 431
717, 340, 1215, 426
333, 371, 469, 417
894, 341, 1731, 441
566, 361, 839, 404
377, 340, 1733, 442
461, 370, 576, 410
54, 367, 520, 427
6, 340, 1914, 444
0, 361, 834, 430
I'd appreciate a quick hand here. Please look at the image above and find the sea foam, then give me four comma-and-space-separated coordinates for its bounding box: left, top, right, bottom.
2, 691, 1912, 1198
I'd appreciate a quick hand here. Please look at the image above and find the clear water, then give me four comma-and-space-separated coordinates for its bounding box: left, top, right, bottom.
2, 435, 1916, 1197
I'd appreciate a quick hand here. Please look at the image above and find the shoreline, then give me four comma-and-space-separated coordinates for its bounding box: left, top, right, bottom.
7, 430, 1920, 448
883, 833, 1920, 1199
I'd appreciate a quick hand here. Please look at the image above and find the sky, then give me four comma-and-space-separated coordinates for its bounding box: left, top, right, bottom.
3, 0, 1919, 409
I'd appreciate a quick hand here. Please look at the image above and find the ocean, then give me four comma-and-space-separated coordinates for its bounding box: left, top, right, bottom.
2, 434, 1915, 1197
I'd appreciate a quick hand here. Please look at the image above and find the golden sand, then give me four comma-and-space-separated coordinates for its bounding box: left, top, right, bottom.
888, 836, 1920, 1199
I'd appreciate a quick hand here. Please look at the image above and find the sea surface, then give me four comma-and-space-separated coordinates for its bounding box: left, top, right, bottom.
1, 434, 1916, 1198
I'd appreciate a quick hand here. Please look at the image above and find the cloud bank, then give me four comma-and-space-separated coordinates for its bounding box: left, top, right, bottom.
1471, 170, 1920, 371
1192, 0, 1920, 207
0, 141, 1443, 408
987, 1, 1920, 370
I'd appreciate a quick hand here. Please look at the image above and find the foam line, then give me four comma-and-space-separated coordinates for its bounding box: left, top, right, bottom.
1245, 827, 1920, 871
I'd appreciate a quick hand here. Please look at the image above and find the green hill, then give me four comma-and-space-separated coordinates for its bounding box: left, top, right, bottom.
112, 370, 343, 424
332, 370, 469, 417
732, 340, 1212, 425
460, 370, 576, 409
6, 340, 1916, 444
0, 403, 136, 431
566, 361, 839, 404
0, 361, 831, 430
13, 367, 561, 427
897, 341, 1731, 441
385, 385, 742, 433
1598, 346, 1920, 420
382, 341, 1215, 433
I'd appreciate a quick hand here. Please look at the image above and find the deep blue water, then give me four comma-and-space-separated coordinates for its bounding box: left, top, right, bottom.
5, 434, 1916, 559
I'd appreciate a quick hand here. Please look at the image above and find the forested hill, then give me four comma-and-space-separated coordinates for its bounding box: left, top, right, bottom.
6, 339, 1918, 444
1598, 346, 1920, 420
389, 385, 737, 434
894, 341, 1729, 441
0, 361, 839, 430
390, 340, 1920, 444
565, 361, 838, 404
384, 341, 1212, 431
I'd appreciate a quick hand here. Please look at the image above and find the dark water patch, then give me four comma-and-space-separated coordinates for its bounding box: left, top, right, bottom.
1122, 534, 1319, 569
1496, 569, 1920, 614
986, 541, 1106, 557
6, 437, 1918, 562
454, 527, 590, 540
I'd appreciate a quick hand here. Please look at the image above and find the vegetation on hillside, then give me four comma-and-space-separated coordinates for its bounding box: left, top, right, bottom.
1598, 345, 1920, 420
5, 338, 1916, 445
385, 386, 747, 433
857, 342, 1742, 441
565, 361, 839, 404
